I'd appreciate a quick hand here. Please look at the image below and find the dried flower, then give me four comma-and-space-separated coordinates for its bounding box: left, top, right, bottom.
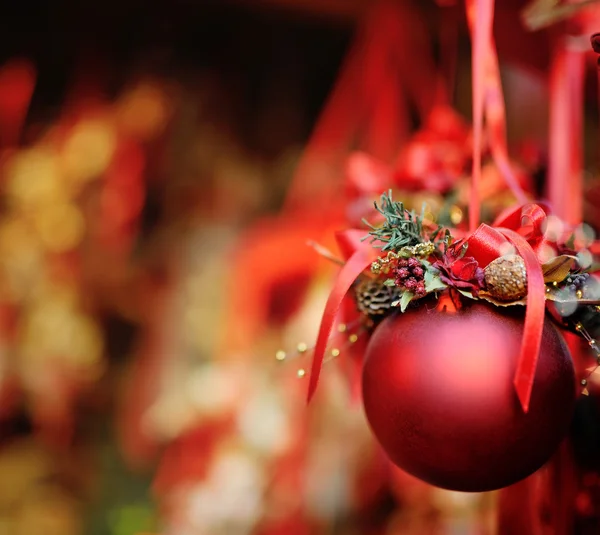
433, 246, 485, 296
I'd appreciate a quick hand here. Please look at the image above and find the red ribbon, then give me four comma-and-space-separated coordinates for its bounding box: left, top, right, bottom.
306, 232, 377, 402
308, 203, 550, 412
466, 203, 548, 412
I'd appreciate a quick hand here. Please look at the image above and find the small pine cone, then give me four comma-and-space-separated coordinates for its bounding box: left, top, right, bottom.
484, 254, 527, 301
354, 279, 401, 317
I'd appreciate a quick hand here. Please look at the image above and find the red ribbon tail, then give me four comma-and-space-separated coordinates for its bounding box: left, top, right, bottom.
498, 228, 546, 413
307, 249, 373, 402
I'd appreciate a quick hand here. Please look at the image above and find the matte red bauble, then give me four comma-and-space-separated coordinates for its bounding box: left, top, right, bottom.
362, 301, 576, 492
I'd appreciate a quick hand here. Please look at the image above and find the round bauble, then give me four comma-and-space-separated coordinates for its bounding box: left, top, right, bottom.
361, 301, 576, 492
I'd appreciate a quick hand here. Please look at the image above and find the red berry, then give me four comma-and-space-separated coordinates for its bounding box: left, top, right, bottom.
412, 266, 424, 277
408, 257, 420, 268
396, 268, 410, 279
397, 259, 409, 268
415, 281, 426, 295
404, 278, 418, 290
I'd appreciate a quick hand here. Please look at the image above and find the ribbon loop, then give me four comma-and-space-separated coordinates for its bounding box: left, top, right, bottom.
307, 232, 377, 402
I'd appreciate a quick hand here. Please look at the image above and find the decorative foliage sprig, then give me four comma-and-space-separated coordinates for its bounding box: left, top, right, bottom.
362, 190, 446, 251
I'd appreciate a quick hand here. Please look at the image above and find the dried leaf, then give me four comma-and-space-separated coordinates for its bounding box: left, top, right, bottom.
307, 241, 345, 266
542, 255, 578, 283
478, 291, 527, 307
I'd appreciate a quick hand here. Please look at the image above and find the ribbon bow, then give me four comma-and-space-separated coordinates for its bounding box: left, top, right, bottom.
308, 202, 550, 414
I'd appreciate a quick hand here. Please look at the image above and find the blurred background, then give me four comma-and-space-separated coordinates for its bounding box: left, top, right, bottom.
0, 1, 600, 534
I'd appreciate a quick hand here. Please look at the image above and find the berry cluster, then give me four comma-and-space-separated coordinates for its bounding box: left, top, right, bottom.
395, 257, 426, 296
565, 272, 590, 292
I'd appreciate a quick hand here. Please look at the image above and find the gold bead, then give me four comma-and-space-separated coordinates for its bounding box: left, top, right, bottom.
581, 379, 588, 386
275, 350, 286, 361
576, 289, 584, 299
297, 368, 306, 378
297, 343, 308, 353
337, 323, 347, 333
331, 348, 340, 357
575, 323, 583, 332
349, 334, 358, 343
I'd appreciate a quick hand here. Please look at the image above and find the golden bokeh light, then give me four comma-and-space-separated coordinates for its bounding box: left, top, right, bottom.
21, 298, 103, 369
5, 148, 63, 208
116, 82, 170, 140
33, 203, 86, 253
61, 118, 116, 184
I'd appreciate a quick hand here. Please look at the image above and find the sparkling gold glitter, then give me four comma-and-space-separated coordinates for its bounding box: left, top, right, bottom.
576, 289, 584, 299
484, 254, 527, 301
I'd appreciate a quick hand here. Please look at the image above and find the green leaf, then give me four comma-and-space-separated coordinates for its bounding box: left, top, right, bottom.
383, 278, 396, 287
399, 291, 415, 312
424, 269, 447, 293
457, 289, 475, 300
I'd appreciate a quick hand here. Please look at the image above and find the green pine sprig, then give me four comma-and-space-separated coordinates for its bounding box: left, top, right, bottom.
362, 191, 449, 252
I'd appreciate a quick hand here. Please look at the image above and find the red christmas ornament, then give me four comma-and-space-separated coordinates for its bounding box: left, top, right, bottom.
362, 301, 576, 492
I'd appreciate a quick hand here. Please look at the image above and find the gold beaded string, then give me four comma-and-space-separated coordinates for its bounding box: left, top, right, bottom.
275, 319, 365, 378
575, 321, 600, 395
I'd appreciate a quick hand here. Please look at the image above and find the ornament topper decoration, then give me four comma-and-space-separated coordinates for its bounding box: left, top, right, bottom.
307, 191, 600, 413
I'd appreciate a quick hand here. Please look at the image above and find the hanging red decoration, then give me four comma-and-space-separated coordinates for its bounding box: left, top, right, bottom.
306, 186, 597, 492
362, 301, 575, 492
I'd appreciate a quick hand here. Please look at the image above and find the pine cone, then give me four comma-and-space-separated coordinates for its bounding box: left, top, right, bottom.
354, 279, 401, 318
484, 254, 527, 301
